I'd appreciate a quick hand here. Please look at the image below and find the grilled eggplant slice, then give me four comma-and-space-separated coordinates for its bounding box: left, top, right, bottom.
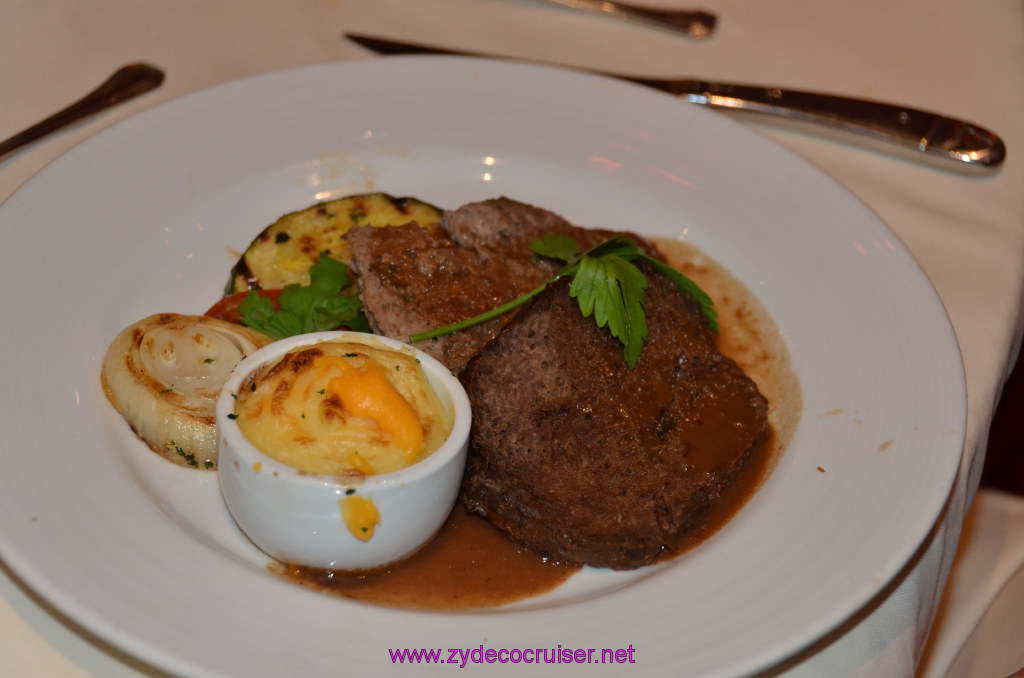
226, 192, 444, 294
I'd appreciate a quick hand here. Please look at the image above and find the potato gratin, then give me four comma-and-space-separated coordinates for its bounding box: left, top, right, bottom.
233, 339, 451, 478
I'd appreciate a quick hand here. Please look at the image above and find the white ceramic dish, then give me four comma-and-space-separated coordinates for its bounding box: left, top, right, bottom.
217, 331, 471, 570
0, 58, 964, 678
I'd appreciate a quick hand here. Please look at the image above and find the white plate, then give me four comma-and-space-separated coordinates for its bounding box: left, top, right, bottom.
0, 58, 964, 677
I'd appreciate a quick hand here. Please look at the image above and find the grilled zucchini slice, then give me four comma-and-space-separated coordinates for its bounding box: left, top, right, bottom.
227, 192, 444, 294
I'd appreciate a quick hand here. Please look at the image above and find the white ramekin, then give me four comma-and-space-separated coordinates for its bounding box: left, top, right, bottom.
216, 331, 471, 570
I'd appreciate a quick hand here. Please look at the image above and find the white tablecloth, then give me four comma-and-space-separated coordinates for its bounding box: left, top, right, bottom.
1, 1, 1022, 676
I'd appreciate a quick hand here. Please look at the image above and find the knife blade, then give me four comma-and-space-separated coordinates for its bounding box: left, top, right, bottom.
521, 0, 716, 40
344, 33, 1006, 172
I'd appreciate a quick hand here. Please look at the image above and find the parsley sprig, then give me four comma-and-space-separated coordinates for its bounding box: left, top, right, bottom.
239, 254, 369, 340
408, 234, 717, 367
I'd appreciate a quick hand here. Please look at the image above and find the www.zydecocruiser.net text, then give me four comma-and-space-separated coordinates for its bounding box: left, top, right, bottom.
389, 645, 637, 667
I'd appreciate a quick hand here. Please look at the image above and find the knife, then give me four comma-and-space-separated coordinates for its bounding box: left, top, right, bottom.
344, 33, 1006, 172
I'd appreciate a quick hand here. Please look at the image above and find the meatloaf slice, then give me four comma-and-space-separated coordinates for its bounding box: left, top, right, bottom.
346, 197, 638, 374
345, 223, 535, 375
443, 196, 601, 253
460, 264, 769, 569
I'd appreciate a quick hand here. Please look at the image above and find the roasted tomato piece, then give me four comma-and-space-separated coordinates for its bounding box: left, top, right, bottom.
204, 289, 282, 324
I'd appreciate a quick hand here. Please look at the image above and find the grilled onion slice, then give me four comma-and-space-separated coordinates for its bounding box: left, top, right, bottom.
101, 313, 272, 469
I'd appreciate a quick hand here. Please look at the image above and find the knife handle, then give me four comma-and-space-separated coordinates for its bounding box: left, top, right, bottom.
662, 80, 1005, 170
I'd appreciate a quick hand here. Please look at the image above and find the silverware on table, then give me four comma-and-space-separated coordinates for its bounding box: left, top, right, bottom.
344, 33, 1005, 172
522, 0, 716, 40
0, 63, 165, 161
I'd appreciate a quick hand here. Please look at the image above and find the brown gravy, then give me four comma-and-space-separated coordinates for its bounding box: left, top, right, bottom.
275, 504, 578, 609
275, 236, 800, 610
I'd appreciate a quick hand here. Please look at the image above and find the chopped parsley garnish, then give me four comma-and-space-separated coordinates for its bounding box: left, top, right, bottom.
408, 234, 716, 368
168, 440, 198, 468
238, 253, 369, 340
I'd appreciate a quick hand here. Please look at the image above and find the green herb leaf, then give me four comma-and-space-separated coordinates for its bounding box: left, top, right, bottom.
408, 234, 717, 367
529, 233, 581, 263
239, 253, 369, 340
571, 253, 649, 367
